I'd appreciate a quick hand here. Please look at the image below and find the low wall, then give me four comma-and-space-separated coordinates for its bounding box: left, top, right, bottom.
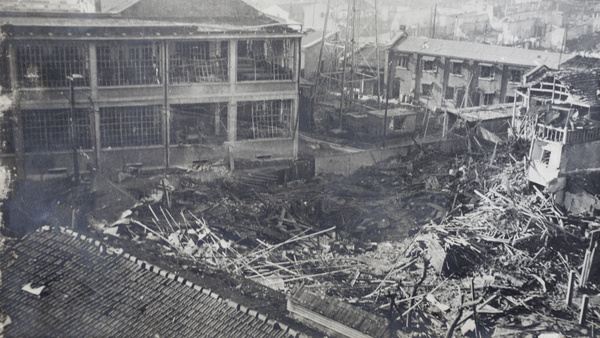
315, 137, 466, 176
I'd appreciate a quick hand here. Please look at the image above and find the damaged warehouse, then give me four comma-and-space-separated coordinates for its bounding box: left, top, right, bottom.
0, 0, 302, 179
3, 0, 600, 337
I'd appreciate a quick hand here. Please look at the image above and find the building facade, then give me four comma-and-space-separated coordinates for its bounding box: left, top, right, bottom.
0, 0, 303, 178
387, 35, 570, 112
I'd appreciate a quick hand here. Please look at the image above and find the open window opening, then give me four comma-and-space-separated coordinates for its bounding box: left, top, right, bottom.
22, 108, 91, 152
99, 105, 162, 148
237, 100, 293, 140
16, 43, 89, 88
97, 42, 161, 86
170, 103, 227, 145
169, 41, 228, 84
237, 39, 294, 81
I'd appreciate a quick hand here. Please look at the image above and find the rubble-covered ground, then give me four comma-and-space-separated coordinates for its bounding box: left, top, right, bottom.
3, 134, 600, 337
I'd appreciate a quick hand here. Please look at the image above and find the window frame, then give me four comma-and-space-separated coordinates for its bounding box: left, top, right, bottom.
479, 64, 495, 80
445, 86, 455, 101
422, 58, 436, 73
421, 83, 433, 97
397, 54, 409, 69
450, 60, 463, 76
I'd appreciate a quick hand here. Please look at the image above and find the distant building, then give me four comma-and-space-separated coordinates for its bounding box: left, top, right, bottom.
0, 0, 303, 179
387, 35, 571, 112
301, 30, 340, 81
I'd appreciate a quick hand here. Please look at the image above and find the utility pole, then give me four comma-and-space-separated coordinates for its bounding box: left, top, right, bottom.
383, 57, 392, 148
312, 0, 331, 131
375, 0, 381, 109
339, 0, 352, 131
67, 74, 84, 183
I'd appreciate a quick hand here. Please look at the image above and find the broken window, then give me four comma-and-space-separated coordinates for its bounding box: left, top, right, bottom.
100, 106, 162, 148
483, 93, 495, 105
397, 54, 409, 69
97, 42, 161, 86
445, 86, 455, 100
15, 43, 89, 88
22, 108, 91, 152
237, 39, 294, 81
169, 41, 228, 84
541, 149, 551, 165
509, 68, 523, 83
450, 60, 463, 76
422, 58, 436, 72
421, 84, 432, 97
237, 100, 292, 140
170, 103, 227, 145
479, 64, 495, 80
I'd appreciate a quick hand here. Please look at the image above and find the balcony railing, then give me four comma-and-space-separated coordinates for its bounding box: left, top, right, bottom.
535, 123, 600, 144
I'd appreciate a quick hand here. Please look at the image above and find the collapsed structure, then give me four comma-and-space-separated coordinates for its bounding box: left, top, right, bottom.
514, 56, 600, 215
0, 0, 303, 179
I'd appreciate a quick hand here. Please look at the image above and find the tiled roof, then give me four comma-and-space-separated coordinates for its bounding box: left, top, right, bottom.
289, 286, 392, 338
119, 0, 276, 26
525, 56, 600, 107
392, 36, 572, 68
0, 228, 297, 337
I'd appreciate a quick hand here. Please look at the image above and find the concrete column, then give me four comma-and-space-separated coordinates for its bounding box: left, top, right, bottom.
227, 102, 237, 143
8, 43, 25, 178
499, 65, 509, 104
89, 42, 101, 171
227, 40, 237, 143
162, 41, 170, 167
215, 102, 221, 136
227, 40, 238, 170
293, 97, 299, 160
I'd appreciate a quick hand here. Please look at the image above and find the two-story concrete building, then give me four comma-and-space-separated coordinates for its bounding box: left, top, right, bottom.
0, 0, 303, 179
387, 35, 571, 112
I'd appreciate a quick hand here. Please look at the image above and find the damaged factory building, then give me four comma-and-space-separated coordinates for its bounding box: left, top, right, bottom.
0, 0, 302, 179
5, 0, 600, 337
513, 56, 600, 216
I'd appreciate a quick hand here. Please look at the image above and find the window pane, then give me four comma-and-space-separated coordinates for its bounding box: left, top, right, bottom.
237, 100, 293, 139
16, 44, 89, 88
238, 40, 294, 81
100, 106, 163, 148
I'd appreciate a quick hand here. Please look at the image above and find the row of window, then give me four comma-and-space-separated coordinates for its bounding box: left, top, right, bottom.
421, 83, 523, 105
396, 54, 523, 82
19, 100, 293, 152
15, 40, 295, 88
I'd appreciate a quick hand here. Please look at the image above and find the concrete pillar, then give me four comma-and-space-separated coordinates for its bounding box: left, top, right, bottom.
162, 41, 170, 167
89, 42, 100, 171
8, 43, 25, 178
227, 40, 238, 144
215, 103, 221, 136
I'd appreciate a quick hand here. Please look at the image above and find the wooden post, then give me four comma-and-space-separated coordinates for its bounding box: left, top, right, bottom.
579, 295, 589, 326
566, 270, 575, 307
471, 278, 479, 338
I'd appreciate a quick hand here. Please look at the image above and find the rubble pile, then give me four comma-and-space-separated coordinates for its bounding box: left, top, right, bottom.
85, 139, 600, 337
359, 143, 600, 337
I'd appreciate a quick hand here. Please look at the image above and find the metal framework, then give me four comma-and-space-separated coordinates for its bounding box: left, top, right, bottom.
15, 43, 89, 88
237, 99, 292, 140
313, 0, 382, 111
97, 42, 161, 86
237, 39, 295, 81
99, 105, 163, 148
21, 108, 91, 152
169, 41, 229, 83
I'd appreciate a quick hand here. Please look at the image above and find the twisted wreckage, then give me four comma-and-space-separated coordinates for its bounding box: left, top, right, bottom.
2, 1, 600, 337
